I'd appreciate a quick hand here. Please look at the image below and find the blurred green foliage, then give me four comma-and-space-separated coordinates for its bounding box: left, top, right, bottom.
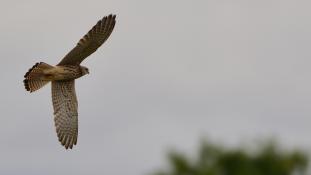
153, 141, 308, 175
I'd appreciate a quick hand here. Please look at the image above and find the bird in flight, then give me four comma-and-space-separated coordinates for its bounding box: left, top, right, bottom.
23, 14, 116, 149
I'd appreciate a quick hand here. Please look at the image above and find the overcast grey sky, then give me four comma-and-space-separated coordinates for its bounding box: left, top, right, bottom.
0, 0, 311, 174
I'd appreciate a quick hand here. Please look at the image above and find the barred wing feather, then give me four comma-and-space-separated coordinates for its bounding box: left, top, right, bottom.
58, 14, 116, 65
51, 80, 78, 149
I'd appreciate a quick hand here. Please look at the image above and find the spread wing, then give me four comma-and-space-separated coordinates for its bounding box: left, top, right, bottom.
58, 14, 116, 66
51, 80, 78, 149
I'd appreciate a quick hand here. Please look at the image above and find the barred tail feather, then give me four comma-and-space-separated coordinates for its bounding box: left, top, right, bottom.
23, 62, 53, 92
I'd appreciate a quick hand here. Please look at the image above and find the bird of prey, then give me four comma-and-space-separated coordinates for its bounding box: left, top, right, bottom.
23, 14, 116, 149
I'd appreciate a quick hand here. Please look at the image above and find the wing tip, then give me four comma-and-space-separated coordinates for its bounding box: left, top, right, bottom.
106, 14, 116, 21
62, 140, 76, 150
57, 130, 77, 150
60, 137, 75, 150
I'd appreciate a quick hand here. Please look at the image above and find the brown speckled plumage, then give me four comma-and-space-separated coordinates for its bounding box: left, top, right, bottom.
52, 80, 78, 149
23, 14, 116, 149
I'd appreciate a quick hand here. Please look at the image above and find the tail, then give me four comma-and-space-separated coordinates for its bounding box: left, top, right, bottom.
23, 62, 54, 92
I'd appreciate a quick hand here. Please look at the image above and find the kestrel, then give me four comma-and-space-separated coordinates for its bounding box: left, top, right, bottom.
23, 14, 116, 149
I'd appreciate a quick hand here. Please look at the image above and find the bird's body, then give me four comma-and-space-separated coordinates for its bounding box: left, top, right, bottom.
44, 65, 84, 80
36, 65, 86, 81
23, 14, 116, 149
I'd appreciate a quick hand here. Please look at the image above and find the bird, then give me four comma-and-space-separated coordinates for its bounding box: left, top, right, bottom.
23, 14, 116, 149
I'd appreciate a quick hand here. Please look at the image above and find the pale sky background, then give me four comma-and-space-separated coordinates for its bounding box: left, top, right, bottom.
0, 0, 311, 174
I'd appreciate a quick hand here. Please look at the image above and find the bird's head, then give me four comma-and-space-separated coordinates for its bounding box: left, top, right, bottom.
80, 66, 89, 75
